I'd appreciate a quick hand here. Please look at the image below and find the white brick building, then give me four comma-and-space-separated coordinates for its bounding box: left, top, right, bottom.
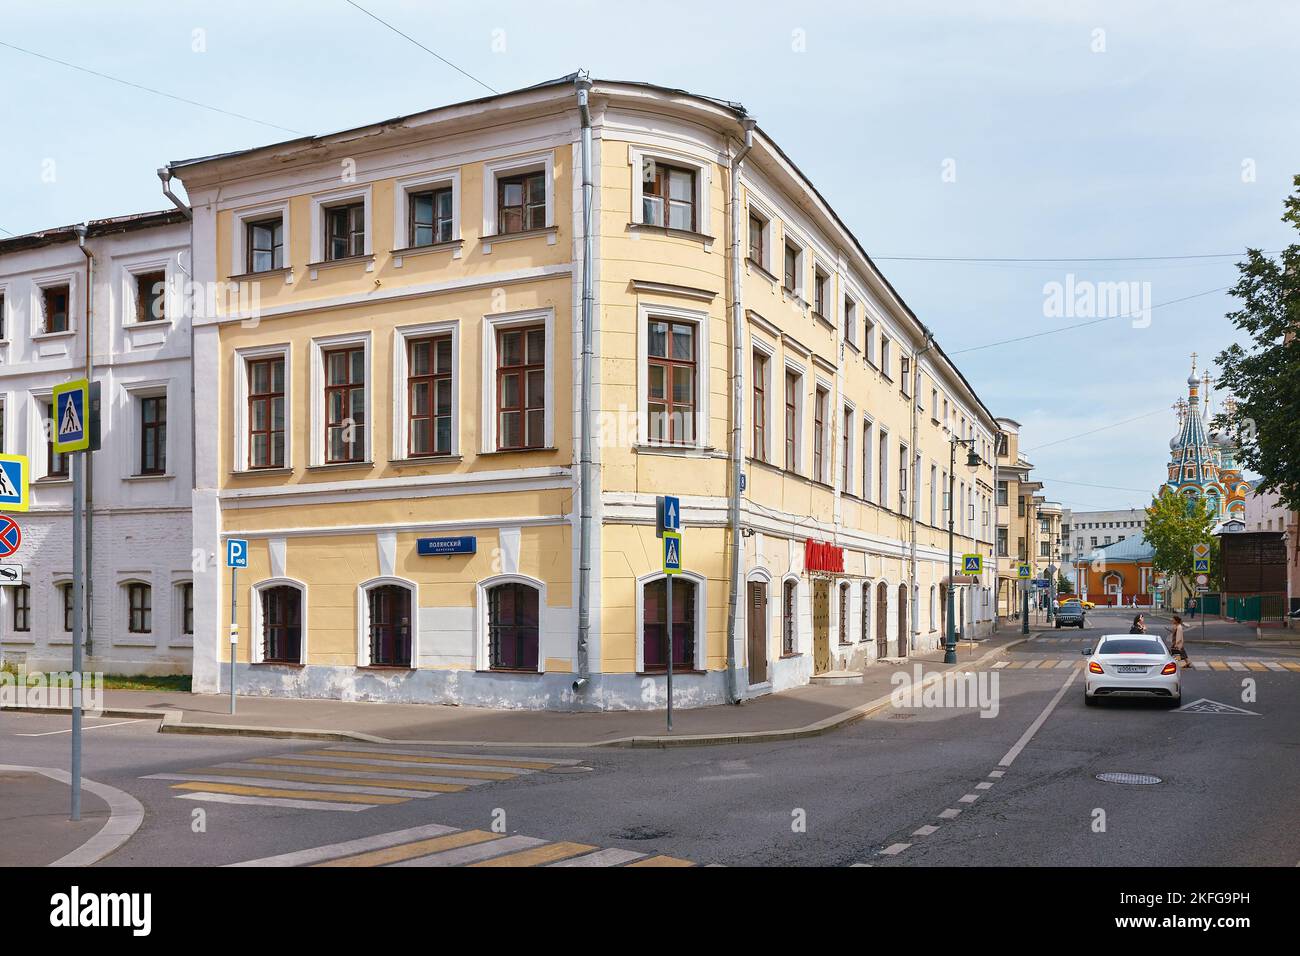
0, 211, 194, 675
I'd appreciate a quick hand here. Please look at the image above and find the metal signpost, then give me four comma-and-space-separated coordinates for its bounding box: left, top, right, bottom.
53, 378, 92, 820
1193, 543, 1211, 642
226, 538, 248, 715
656, 496, 681, 732
1018, 562, 1032, 634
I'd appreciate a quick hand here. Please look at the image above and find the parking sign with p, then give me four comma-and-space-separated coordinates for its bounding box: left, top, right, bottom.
226, 538, 249, 569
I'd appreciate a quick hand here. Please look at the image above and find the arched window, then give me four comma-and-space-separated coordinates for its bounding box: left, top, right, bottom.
643, 577, 696, 672
838, 581, 851, 645
929, 585, 937, 632
782, 579, 797, 656
127, 582, 152, 634
487, 582, 540, 671
261, 585, 302, 663
860, 581, 871, 643
367, 584, 412, 667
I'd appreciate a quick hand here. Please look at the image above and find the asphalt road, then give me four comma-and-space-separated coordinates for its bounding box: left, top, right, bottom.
4, 609, 1298, 867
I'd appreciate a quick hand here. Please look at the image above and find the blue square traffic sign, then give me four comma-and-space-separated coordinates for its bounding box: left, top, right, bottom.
53, 379, 90, 453
0, 455, 30, 512
226, 538, 249, 569
1193, 558, 1209, 573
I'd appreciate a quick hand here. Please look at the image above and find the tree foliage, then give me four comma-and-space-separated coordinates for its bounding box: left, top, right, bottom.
1144, 492, 1218, 593
1214, 173, 1300, 511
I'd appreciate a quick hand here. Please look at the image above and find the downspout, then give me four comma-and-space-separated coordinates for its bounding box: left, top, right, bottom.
573, 76, 594, 694
992, 450, 999, 630
74, 224, 94, 659
158, 168, 192, 221
911, 333, 935, 651
724, 117, 755, 705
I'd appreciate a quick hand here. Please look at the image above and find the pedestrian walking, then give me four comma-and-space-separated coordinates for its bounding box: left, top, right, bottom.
1129, 614, 1146, 634
1169, 615, 1190, 666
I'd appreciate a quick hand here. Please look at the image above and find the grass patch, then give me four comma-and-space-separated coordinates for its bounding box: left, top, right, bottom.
101, 674, 192, 692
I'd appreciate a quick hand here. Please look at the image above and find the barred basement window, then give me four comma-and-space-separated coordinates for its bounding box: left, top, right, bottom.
782, 580, 797, 656
367, 585, 411, 667
261, 586, 301, 663
643, 577, 695, 672
487, 582, 539, 672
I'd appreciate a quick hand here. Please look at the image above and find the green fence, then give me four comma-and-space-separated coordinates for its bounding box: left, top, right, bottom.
1226, 595, 1287, 623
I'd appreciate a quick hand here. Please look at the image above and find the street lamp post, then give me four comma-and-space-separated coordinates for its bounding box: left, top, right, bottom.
945, 436, 981, 664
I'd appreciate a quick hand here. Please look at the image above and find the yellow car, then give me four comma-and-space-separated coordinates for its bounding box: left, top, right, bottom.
1058, 596, 1094, 609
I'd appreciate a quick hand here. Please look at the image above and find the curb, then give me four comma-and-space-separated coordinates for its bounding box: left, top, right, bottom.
0, 764, 145, 867
5, 639, 1027, 750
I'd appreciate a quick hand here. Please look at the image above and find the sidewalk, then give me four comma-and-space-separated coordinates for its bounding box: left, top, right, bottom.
0, 768, 107, 866
22, 632, 1027, 749
1138, 608, 1300, 646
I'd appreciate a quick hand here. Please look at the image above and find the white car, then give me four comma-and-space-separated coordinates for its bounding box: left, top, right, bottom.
1082, 634, 1181, 707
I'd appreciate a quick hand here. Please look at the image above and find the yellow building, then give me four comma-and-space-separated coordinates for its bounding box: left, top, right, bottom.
173, 75, 1002, 711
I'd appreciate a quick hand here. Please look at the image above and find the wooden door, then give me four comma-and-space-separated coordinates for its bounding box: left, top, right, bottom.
812, 580, 831, 674
897, 584, 909, 657
876, 581, 889, 659
747, 581, 769, 685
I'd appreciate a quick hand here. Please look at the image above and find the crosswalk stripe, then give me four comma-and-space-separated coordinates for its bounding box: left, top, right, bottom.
470, 841, 597, 867
627, 855, 695, 867
1244, 661, 1268, 671
219, 761, 493, 787
180, 792, 372, 812
992, 661, 1009, 669
229, 824, 460, 865
249, 756, 516, 780
1210, 661, 1229, 670
549, 848, 647, 867
1280, 662, 1300, 672
315, 830, 501, 867
1008, 661, 1026, 669
1227, 661, 1248, 671
307, 749, 559, 771
390, 835, 545, 867
320, 745, 580, 765
148, 772, 444, 799
878, 843, 911, 856
1055, 660, 1074, 668
1264, 662, 1286, 671
169, 780, 408, 805
177, 767, 467, 794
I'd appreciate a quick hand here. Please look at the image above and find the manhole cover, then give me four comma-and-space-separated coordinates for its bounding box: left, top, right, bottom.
545, 765, 594, 774
615, 825, 670, 841
1096, 772, 1162, 785
888, 712, 915, 720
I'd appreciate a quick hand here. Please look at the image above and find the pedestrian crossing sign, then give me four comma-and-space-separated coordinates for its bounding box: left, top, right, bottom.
1193, 558, 1210, 573
0, 454, 30, 512
962, 553, 982, 574
52, 378, 90, 453
663, 530, 682, 575
1017, 563, 1031, 579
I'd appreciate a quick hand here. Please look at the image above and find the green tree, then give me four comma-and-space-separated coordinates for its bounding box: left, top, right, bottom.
1214, 174, 1300, 510
1056, 572, 1073, 594
1144, 492, 1217, 594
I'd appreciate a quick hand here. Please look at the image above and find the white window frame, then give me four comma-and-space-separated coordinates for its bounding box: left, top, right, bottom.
310, 331, 372, 467
355, 575, 419, 669
840, 403, 854, 494
31, 272, 79, 338
481, 307, 555, 453
392, 320, 460, 461
634, 569, 706, 674
781, 230, 808, 300
475, 573, 547, 674
811, 380, 831, 484
122, 379, 171, 478
878, 427, 890, 506
393, 168, 462, 251
862, 415, 874, 503
118, 576, 155, 645
812, 264, 832, 320
249, 577, 308, 665
898, 440, 910, 515
233, 343, 292, 472
629, 145, 712, 235
637, 302, 711, 449
783, 361, 806, 474
310, 184, 373, 263
482, 151, 555, 239
842, 294, 857, 347
231, 200, 292, 277
28, 391, 68, 482
750, 336, 775, 462
172, 578, 195, 647
746, 199, 774, 272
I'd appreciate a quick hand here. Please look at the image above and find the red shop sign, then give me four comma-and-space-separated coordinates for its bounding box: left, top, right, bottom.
804, 539, 844, 574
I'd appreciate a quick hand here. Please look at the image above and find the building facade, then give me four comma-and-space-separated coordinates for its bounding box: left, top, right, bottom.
994, 418, 1048, 618
1162, 362, 1251, 529
175, 76, 1000, 712
0, 211, 194, 675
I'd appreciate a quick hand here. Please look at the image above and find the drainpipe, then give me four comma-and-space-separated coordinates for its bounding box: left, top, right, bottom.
158, 168, 192, 220
910, 333, 935, 651
573, 75, 594, 695
74, 224, 95, 659
724, 117, 755, 705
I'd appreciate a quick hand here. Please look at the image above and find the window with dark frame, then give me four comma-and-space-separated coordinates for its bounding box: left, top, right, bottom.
752, 351, 768, 462
262, 586, 301, 663
61, 583, 73, 632
135, 271, 166, 323
0, 292, 6, 340
247, 217, 284, 273
324, 202, 365, 261
642, 161, 695, 230
408, 335, 453, 457
324, 346, 366, 463
748, 212, 765, 266
139, 395, 166, 475
487, 582, 540, 671
860, 583, 870, 643
368, 585, 411, 667
813, 269, 828, 318
782, 580, 796, 656
646, 318, 696, 445
496, 325, 545, 450
838, 584, 850, 645
43, 285, 70, 334
642, 577, 695, 672
247, 356, 285, 469
843, 296, 855, 344
812, 387, 827, 483
409, 187, 454, 247
497, 170, 546, 234
181, 582, 194, 635
842, 406, 852, 491
13, 584, 30, 632
46, 401, 68, 478
783, 242, 799, 293
784, 372, 799, 471
128, 583, 152, 634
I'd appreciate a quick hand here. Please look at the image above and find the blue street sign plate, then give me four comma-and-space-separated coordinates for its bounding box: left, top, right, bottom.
1193, 558, 1210, 573
53, 379, 90, 453
962, 553, 982, 574
657, 495, 681, 536
663, 530, 682, 575
226, 538, 248, 569
0, 454, 30, 512
417, 536, 477, 556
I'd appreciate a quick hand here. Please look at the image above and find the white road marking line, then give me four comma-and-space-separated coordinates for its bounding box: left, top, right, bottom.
1227, 661, 1247, 671
390, 834, 545, 867
992, 661, 1009, 669
228, 824, 459, 866
958, 794, 979, 803
998, 667, 1080, 768
178, 792, 371, 812
878, 843, 911, 856
320, 745, 580, 765
698, 773, 762, 782
1263, 662, 1285, 671
212, 761, 491, 787
1055, 660, 1073, 668
15, 718, 146, 737
938, 809, 961, 819
912, 825, 939, 837
280, 754, 538, 775
548, 848, 647, 867
975, 781, 993, 790
143, 772, 440, 799
850, 862, 873, 867
988, 770, 1005, 778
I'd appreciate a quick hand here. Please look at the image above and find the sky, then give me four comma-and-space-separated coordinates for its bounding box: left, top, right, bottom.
2, 0, 1296, 515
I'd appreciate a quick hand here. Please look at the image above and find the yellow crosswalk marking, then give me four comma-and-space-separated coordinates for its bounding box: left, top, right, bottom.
183, 767, 466, 793
627, 855, 695, 867
469, 841, 597, 867
1008, 661, 1026, 669
1280, 662, 1300, 672
249, 756, 515, 780
315, 830, 501, 867
1209, 661, 1229, 671
306, 750, 557, 771
1244, 661, 1268, 671
170, 781, 407, 805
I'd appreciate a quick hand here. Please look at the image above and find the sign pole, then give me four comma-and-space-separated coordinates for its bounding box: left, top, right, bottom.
70, 452, 84, 821
230, 563, 237, 716
666, 575, 673, 733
